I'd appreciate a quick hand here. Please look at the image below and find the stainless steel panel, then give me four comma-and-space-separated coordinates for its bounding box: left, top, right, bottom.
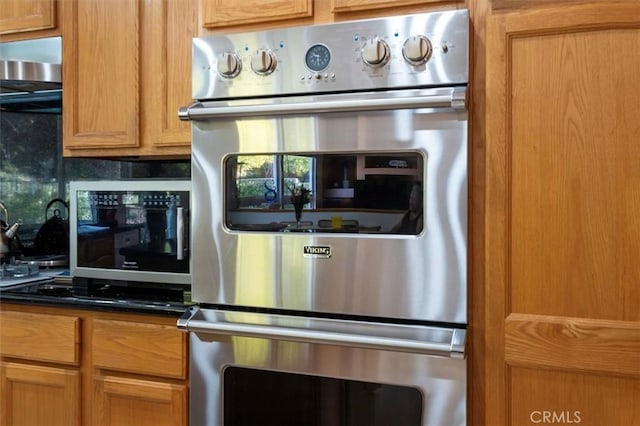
69, 180, 192, 285
180, 87, 466, 121
191, 88, 467, 323
178, 306, 466, 358
189, 307, 466, 426
192, 10, 468, 100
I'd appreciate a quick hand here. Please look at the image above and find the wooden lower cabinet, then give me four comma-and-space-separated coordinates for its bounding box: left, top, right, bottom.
0, 363, 80, 426
93, 375, 187, 426
0, 304, 188, 426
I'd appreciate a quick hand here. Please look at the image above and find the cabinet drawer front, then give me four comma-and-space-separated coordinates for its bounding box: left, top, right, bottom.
0, 311, 80, 364
92, 319, 186, 379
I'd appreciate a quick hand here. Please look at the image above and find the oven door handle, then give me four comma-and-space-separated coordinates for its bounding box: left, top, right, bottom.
178, 87, 466, 121
178, 307, 466, 359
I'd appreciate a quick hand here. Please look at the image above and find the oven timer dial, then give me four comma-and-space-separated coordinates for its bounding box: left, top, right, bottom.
250, 48, 277, 75
361, 37, 390, 68
402, 35, 433, 65
305, 44, 331, 72
217, 51, 242, 78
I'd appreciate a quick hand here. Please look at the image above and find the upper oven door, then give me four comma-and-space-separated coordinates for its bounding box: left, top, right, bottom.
189, 87, 467, 324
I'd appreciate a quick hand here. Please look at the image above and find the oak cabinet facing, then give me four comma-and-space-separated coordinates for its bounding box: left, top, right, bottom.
483, 1, 640, 425
0, 309, 81, 426
0, 304, 189, 426
92, 375, 187, 426
92, 318, 187, 379
0, 362, 80, 426
201, 0, 312, 29
0, 310, 80, 365
62, 0, 195, 157
332, 0, 443, 13
0, 0, 56, 36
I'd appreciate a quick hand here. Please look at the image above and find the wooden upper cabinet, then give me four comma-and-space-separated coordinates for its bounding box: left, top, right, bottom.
142, 0, 196, 151
201, 0, 312, 29
332, 0, 443, 13
0, 0, 56, 36
63, 0, 140, 151
62, 0, 194, 157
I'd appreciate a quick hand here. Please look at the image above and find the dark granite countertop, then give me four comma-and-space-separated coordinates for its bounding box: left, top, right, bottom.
0, 272, 193, 316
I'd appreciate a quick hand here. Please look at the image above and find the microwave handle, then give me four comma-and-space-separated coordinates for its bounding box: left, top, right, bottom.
178, 307, 466, 359
176, 207, 184, 260
179, 87, 466, 121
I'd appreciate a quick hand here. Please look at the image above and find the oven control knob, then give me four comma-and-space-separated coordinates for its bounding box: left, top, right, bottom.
361, 37, 390, 68
250, 49, 277, 75
217, 51, 242, 78
402, 35, 433, 65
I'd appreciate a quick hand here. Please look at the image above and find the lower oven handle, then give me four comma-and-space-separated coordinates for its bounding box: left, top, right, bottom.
178, 309, 466, 359
178, 87, 466, 121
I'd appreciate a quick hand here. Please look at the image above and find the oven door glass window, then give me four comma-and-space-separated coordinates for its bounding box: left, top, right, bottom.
224, 151, 424, 235
223, 366, 423, 426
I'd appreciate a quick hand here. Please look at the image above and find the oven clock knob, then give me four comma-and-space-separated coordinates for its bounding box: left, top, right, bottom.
250, 49, 277, 75
402, 35, 433, 65
361, 37, 390, 68
217, 51, 242, 78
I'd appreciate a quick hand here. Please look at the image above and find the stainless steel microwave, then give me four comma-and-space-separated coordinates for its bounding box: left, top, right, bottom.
69, 180, 191, 284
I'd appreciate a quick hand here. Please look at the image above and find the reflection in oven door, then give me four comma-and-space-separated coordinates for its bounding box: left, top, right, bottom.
180, 307, 466, 426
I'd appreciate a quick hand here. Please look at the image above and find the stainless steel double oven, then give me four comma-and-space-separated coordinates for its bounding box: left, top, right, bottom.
179, 9, 469, 426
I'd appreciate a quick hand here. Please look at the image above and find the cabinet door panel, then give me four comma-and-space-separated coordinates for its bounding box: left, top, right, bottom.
92, 319, 186, 379
484, 2, 640, 425
92, 375, 187, 426
63, 0, 140, 150
143, 0, 195, 149
332, 0, 439, 13
510, 367, 640, 426
0, 311, 80, 365
0, 0, 55, 35
201, 0, 312, 28
0, 362, 80, 426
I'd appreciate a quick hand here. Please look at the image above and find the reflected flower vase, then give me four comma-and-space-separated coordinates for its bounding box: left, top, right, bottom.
290, 184, 311, 228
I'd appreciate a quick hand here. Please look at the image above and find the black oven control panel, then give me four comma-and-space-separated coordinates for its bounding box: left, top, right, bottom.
192, 9, 469, 100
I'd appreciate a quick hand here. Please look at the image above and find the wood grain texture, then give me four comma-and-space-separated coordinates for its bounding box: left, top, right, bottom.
485, 2, 640, 425
92, 375, 187, 426
510, 367, 640, 426
332, 0, 441, 13
508, 7, 640, 322
505, 313, 640, 376
492, 0, 593, 11
201, 0, 313, 28
63, 0, 140, 150
1, 362, 80, 426
467, 0, 490, 423
92, 319, 186, 379
141, 0, 194, 150
0, 311, 79, 364
0, 0, 55, 35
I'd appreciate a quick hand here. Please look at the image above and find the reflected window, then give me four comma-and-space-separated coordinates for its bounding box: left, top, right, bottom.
224, 151, 424, 235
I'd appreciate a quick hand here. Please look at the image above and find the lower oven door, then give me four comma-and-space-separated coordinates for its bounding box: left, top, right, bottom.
179, 307, 466, 426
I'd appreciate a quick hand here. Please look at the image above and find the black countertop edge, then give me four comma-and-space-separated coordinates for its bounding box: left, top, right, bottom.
0, 292, 193, 317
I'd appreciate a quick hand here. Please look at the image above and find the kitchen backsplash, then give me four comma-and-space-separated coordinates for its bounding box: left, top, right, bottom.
0, 111, 190, 241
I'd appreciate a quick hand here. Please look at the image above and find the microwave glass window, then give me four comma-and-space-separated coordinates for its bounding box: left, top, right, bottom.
224, 152, 424, 235
75, 189, 190, 272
